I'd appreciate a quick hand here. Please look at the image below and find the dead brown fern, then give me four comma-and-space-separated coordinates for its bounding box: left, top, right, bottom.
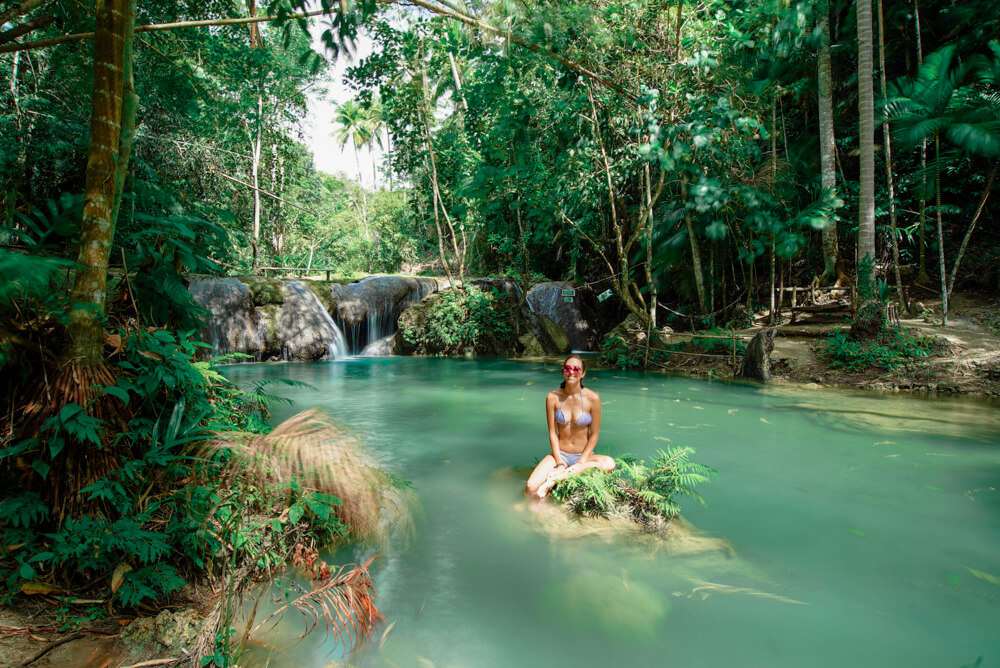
248, 556, 385, 651
202, 408, 415, 548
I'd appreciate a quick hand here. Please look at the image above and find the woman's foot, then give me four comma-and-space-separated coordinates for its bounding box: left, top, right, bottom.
537, 468, 570, 498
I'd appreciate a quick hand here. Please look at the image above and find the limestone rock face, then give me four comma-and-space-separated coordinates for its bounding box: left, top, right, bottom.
526, 282, 599, 351
279, 281, 347, 361
738, 327, 776, 382
329, 276, 442, 325
538, 314, 570, 353
120, 608, 203, 655
518, 332, 545, 357
188, 277, 267, 358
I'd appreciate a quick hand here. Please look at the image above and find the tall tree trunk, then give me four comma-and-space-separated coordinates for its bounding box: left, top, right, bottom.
354, 144, 369, 239
65, 0, 133, 365
250, 94, 263, 272
817, 0, 842, 284
914, 0, 930, 284
856, 0, 876, 285
877, 0, 907, 311
935, 135, 947, 326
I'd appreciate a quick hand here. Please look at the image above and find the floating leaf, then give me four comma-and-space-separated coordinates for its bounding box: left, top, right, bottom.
847, 527, 867, 537
966, 567, 1000, 586
379, 619, 396, 649
760, 417, 771, 424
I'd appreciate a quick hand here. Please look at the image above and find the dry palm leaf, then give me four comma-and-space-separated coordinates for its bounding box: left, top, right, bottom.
249, 556, 385, 650
204, 409, 415, 547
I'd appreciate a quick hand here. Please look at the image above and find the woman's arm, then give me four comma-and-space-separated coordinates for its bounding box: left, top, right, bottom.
570, 390, 601, 470
546, 392, 565, 466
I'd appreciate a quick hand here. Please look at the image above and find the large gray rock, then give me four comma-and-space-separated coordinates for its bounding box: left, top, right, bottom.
526, 282, 598, 351
189, 277, 267, 358
738, 328, 776, 382
279, 281, 348, 361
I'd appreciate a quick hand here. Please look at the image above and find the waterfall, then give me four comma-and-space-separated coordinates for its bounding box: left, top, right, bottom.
332, 277, 440, 355
285, 281, 348, 360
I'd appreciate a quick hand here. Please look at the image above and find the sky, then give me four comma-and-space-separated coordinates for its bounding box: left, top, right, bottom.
302, 20, 385, 189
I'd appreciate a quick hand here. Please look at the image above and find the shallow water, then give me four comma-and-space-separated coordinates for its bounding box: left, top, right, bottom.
225, 358, 1000, 668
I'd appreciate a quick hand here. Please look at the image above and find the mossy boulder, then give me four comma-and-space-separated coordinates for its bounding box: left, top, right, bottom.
537, 314, 570, 353
235, 275, 285, 306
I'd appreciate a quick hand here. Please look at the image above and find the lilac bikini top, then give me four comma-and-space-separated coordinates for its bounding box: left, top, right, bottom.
555, 391, 592, 426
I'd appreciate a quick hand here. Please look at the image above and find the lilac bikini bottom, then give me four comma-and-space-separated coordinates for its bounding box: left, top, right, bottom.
559, 450, 583, 466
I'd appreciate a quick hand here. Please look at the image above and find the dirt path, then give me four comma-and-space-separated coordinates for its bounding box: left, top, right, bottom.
771, 294, 1000, 396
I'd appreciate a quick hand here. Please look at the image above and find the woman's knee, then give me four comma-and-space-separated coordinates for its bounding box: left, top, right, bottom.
597, 455, 615, 472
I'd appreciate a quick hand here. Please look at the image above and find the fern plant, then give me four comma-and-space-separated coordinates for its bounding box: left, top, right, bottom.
549, 448, 716, 531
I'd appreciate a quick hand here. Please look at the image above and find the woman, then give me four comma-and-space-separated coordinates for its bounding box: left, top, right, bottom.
526, 355, 615, 498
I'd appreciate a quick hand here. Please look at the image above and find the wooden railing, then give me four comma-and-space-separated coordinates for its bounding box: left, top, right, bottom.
258, 267, 340, 280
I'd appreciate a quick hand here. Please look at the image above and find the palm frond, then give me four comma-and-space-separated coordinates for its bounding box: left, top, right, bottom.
249, 556, 385, 650
203, 409, 415, 547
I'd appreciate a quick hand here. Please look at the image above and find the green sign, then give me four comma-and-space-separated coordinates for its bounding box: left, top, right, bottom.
563, 296, 574, 303
560, 289, 575, 297
597, 289, 613, 302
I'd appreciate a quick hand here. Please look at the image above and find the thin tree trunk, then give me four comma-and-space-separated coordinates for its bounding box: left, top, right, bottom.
674, 0, 683, 60
681, 176, 708, 313
857, 0, 876, 283
877, 0, 907, 311
65, 0, 131, 365
250, 94, 263, 272
946, 161, 997, 300
768, 242, 776, 325
935, 135, 947, 326
914, 0, 930, 283
354, 144, 369, 238
418, 95, 456, 287
817, 0, 842, 283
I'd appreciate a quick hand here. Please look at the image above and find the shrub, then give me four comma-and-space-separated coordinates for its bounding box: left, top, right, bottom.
824, 326, 936, 372
400, 288, 516, 354
549, 448, 716, 531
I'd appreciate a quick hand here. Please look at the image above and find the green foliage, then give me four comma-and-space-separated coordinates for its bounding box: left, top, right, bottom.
401, 288, 516, 354
824, 327, 937, 372
549, 448, 716, 530
599, 334, 671, 370
599, 329, 744, 370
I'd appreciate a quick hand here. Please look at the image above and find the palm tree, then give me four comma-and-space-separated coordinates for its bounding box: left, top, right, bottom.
883, 45, 1000, 325
857, 0, 876, 287
332, 99, 374, 237
816, 0, 842, 284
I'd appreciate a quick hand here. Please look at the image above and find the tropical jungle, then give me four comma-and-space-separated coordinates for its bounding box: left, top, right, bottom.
1, 0, 999, 666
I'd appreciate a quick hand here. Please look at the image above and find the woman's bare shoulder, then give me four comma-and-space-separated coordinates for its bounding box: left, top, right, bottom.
584, 387, 601, 401
546, 390, 562, 402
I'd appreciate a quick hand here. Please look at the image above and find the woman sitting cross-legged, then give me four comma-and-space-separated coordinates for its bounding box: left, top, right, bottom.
525, 355, 615, 498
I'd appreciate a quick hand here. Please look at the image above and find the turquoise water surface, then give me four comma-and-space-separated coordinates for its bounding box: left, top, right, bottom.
224, 358, 1000, 668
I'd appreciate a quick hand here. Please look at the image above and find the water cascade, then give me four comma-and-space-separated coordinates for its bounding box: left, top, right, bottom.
283, 281, 348, 360
330, 276, 443, 355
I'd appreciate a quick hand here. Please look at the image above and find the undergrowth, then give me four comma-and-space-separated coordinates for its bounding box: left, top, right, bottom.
548, 448, 716, 531
824, 326, 936, 372
400, 287, 516, 354
600, 328, 745, 370
1, 199, 398, 664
